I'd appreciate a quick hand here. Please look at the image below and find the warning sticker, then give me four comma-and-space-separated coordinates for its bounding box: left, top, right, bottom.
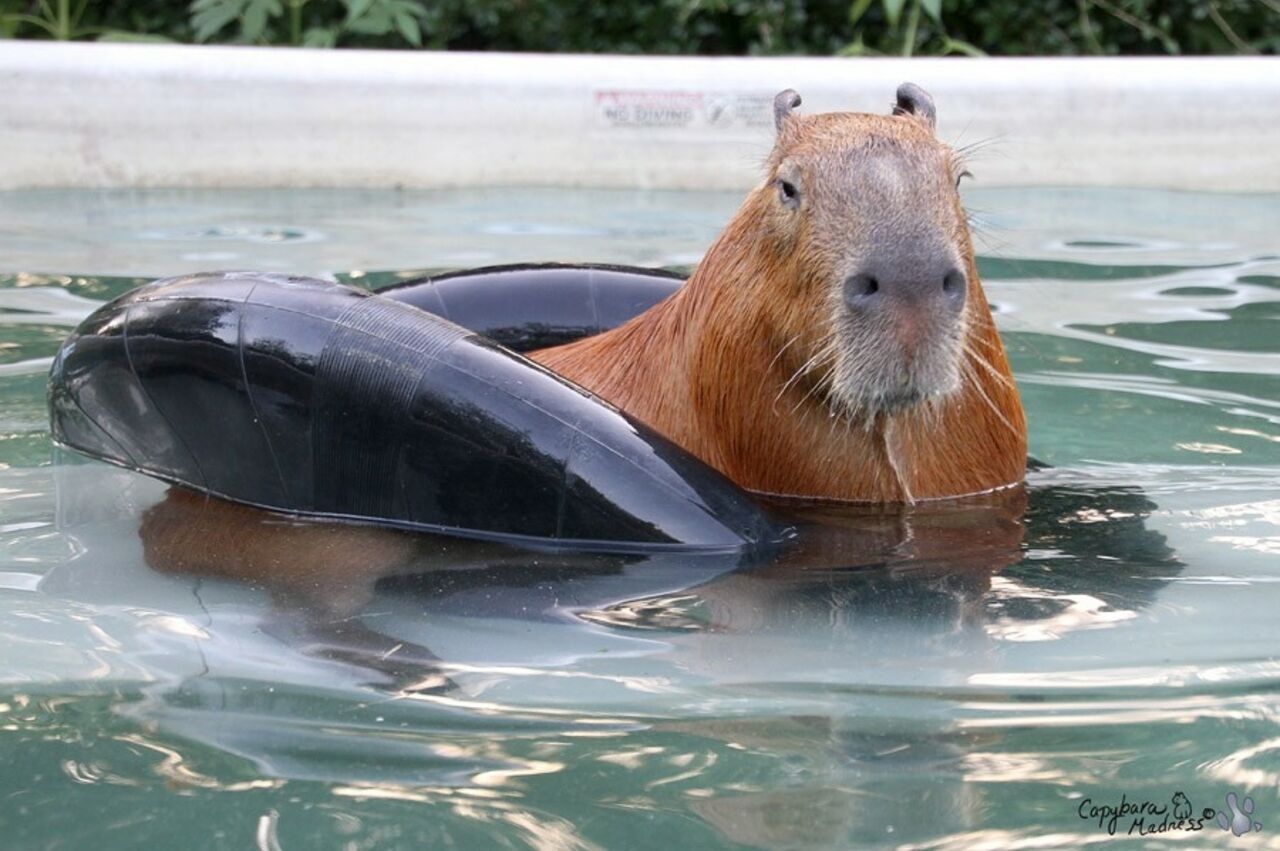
594, 90, 774, 132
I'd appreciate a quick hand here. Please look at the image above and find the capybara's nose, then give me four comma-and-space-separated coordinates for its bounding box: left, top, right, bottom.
843, 263, 967, 315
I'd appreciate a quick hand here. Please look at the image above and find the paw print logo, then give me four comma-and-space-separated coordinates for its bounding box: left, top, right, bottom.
1171, 791, 1192, 819
1217, 792, 1262, 836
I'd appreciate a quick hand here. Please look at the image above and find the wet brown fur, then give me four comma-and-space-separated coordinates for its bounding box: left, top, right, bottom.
530, 109, 1026, 502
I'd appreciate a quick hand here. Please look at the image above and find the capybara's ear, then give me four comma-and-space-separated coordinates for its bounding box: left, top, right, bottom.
892, 82, 936, 131
773, 89, 802, 133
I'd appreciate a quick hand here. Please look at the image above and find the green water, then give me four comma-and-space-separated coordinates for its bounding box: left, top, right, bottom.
1, 187, 1278, 849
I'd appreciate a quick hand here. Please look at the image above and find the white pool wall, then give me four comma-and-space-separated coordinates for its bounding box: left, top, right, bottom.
2, 43, 1278, 192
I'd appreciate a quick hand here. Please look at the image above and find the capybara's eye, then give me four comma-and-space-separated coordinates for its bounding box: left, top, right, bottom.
778, 179, 800, 208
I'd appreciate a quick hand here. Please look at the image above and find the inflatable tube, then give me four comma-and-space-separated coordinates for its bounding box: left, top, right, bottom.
48, 270, 777, 553
377, 263, 684, 352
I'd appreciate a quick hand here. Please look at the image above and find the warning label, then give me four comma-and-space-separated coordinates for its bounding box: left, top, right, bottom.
594, 90, 774, 132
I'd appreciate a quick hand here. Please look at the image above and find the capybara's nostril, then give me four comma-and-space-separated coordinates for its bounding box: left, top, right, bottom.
844, 273, 880, 306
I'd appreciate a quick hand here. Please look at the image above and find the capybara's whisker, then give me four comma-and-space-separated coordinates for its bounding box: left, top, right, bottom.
766, 332, 803, 373
961, 361, 1021, 438
953, 135, 1005, 164
964, 343, 1017, 390
777, 343, 833, 406
790, 350, 840, 414
767, 332, 806, 416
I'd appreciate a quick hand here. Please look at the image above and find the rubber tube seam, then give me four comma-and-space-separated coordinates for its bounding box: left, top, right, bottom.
121, 303, 208, 490
64, 379, 140, 467
586, 268, 602, 334
555, 427, 576, 540
132, 293, 360, 325
237, 282, 293, 506
428, 279, 454, 321
433, 357, 709, 509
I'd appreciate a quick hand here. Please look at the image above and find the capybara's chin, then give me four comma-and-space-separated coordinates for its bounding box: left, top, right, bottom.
826, 317, 966, 419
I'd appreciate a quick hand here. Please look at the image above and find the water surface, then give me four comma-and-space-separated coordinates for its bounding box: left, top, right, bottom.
1, 187, 1279, 849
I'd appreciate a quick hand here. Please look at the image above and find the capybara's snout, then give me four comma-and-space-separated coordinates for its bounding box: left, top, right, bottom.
841, 247, 967, 318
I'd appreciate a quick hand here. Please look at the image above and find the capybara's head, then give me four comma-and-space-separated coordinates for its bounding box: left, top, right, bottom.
760, 84, 976, 419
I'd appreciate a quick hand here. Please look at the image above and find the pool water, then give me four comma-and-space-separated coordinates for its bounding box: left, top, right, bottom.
2, 187, 1278, 849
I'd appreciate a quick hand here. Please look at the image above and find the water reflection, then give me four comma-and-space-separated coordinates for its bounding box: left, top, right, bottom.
22, 455, 1190, 849
40, 453, 1183, 690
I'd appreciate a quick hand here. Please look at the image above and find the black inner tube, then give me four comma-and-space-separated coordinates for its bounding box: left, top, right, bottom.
48, 266, 781, 554
377, 263, 684, 352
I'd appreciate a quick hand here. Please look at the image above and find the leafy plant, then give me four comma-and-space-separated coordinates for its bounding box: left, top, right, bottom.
190, 0, 279, 43
340, 0, 428, 46
2, 0, 105, 40
842, 0, 983, 56
189, 0, 430, 47
0, 0, 181, 40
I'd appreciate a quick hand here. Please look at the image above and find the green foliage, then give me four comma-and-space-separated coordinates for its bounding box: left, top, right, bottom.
188, 0, 430, 47
1, 0, 108, 40
0, 0, 190, 40
844, 0, 985, 56
841, 0, 1277, 56
1, 0, 1275, 54
949, 0, 1279, 56
190, 0, 278, 43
